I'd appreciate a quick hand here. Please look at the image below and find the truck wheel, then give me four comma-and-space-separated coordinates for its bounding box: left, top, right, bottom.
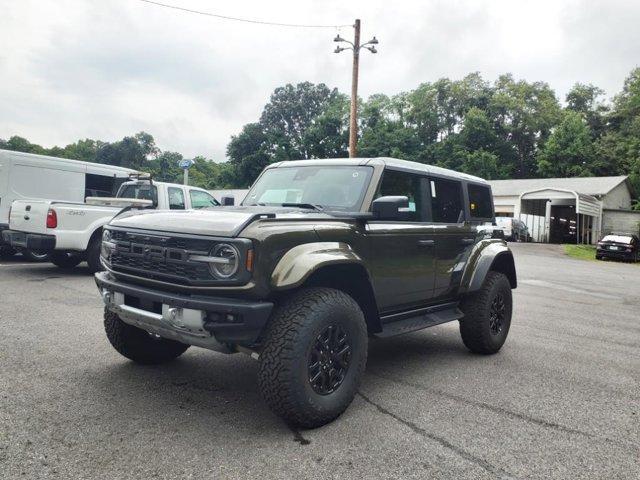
0, 245, 16, 259
50, 251, 82, 269
459, 271, 512, 354
22, 249, 50, 262
258, 288, 368, 429
104, 309, 189, 364
86, 237, 103, 273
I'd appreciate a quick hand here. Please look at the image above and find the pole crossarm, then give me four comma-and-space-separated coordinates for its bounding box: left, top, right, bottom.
333, 19, 378, 157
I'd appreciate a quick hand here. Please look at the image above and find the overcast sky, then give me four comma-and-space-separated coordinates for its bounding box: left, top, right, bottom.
1, 0, 639, 161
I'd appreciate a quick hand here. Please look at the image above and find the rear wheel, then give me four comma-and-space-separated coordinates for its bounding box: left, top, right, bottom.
459, 271, 512, 354
0, 245, 16, 259
50, 251, 82, 269
104, 309, 189, 364
258, 287, 368, 428
86, 237, 103, 273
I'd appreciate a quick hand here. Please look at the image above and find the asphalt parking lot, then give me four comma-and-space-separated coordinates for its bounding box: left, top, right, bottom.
1, 243, 638, 479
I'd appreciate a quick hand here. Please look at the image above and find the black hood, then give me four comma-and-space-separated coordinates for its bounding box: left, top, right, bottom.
108, 206, 342, 237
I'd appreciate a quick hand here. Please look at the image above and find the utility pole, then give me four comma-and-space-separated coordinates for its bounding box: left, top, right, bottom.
334, 21, 378, 158
349, 19, 361, 158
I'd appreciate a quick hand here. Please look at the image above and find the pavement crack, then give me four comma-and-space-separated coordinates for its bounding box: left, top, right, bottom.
357, 391, 515, 479
369, 371, 592, 437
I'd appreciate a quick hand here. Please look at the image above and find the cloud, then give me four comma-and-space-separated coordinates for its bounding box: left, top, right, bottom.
1, 0, 639, 160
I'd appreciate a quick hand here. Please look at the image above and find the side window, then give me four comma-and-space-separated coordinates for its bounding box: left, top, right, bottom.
189, 189, 219, 209
168, 187, 185, 210
376, 169, 424, 221
85, 174, 117, 198
467, 184, 493, 219
429, 178, 463, 223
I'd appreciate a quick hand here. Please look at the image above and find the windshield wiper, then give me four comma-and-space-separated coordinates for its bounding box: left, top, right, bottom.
280, 202, 324, 211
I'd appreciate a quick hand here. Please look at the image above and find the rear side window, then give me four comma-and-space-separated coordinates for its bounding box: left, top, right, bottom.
429, 178, 463, 223
376, 169, 425, 221
85, 174, 119, 198
168, 187, 185, 210
467, 184, 493, 219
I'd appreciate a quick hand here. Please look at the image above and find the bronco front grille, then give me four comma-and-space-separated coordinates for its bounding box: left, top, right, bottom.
107, 229, 220, 286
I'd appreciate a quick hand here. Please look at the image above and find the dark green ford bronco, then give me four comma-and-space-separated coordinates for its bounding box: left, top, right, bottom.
96, 158, 516, 428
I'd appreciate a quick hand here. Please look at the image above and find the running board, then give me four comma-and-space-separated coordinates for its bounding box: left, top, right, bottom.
375, 306, 463, 338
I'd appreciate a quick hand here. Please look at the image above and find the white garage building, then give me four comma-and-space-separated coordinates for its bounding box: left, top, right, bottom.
488, 176, 640, 244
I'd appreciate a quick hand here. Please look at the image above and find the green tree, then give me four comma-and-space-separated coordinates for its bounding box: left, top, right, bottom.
537, 111, 595, 177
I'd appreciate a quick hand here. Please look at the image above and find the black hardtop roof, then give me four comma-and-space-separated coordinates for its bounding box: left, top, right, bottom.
269, 157, 488, 184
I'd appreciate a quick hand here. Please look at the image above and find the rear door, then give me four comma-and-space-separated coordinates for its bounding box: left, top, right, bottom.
366, 169, 437, 313
429, 177, 476, 299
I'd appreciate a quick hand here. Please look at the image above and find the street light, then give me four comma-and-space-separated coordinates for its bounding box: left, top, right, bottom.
334, 19, 378, 157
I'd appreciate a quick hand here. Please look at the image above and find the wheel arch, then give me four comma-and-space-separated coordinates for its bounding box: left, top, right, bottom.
271, 242, 382, 334
461, 241, 517, 294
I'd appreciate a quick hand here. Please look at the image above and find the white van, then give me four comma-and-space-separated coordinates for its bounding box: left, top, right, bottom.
0, 149, 135, 259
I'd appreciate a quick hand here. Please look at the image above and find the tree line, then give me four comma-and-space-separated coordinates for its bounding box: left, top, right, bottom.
2, 68, 640, 207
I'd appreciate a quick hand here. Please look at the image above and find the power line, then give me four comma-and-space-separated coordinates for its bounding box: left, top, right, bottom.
136, 0, 352, 29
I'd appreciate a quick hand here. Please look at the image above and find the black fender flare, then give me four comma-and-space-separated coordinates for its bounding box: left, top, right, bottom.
459, 241, 517, 294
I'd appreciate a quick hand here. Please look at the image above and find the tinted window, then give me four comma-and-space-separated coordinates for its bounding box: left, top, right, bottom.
85, 174, 119, 198
429, 178, 463, 223
118, 183, 157, 202
168, 187, 185, 210
189, 190, 219, 209
375, 169, 424, 221
468, 184, 493, 219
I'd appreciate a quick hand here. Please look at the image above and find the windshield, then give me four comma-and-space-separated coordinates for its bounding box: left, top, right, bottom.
601, 235, 634, 244
243, 166, 373, 211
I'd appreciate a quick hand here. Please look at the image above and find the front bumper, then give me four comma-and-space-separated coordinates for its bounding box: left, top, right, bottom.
95, 271, 274, 350
2, 230, 56, 251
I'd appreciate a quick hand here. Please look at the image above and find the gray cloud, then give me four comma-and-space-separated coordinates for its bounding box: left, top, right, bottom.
1, 0, 639, 161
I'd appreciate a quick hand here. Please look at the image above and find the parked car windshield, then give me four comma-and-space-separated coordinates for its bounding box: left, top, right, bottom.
601, 234, 634, 244
243, 166, 373, 211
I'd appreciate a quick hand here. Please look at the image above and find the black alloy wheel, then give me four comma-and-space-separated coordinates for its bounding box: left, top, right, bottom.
489, 293, 506, 335
308, 324, 352, 395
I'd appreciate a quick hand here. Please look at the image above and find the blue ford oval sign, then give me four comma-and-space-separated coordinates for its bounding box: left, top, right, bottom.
178, 158, 194, 169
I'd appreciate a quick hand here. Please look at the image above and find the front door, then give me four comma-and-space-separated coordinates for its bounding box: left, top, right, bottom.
366, 169, 436, 314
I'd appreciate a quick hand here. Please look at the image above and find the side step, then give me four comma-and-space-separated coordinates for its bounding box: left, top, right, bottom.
374, 306, 463, 338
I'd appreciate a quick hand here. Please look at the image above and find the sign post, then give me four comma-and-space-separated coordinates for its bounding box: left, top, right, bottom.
178, 158, 195, 185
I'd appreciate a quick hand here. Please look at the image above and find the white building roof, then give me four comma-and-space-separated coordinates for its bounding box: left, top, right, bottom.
488, 176, 629, 197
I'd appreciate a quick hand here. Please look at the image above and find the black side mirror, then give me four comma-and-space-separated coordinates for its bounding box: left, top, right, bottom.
371, 196, 409, 220
221, 196, 235, 206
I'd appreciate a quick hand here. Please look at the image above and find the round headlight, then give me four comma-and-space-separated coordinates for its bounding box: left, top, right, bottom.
209, 243, 240, 278
102, 229, 112, 242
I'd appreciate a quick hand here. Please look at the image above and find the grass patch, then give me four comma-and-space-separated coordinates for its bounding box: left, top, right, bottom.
563, 244, 597, 261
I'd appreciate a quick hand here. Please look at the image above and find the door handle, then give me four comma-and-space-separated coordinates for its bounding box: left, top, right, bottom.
24, 215, 30, 220
417, 239, 435, 247
461, 238, 475, 245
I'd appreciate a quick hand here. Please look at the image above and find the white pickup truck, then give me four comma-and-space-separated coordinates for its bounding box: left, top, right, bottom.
2, 178, 220, 272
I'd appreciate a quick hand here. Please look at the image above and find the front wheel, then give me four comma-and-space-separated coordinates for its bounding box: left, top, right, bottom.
104, 309, 189, 364
21, 249, 50, 262
50, 251, 82, 269
258, 288, 368, 428
459, 271, 512, 354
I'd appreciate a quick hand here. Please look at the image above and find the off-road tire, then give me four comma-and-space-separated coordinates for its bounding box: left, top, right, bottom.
50, 251, 82, 269
258, 287, 368, 429
86, 237, 103, 273
0, 245, 16, 259
459, 271, 512, 354
22, 249, 50, 262
104, 309, 189, 364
